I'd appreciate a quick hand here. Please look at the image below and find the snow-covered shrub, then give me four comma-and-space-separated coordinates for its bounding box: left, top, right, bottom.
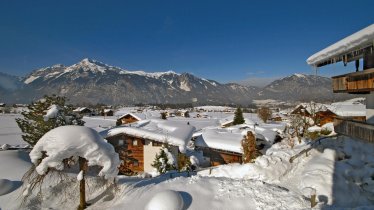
305, 131, 320, 140
320, 128, 332, 136
24, 126, 120, 209
16, 95, 85, 146
152, 144, 176, 174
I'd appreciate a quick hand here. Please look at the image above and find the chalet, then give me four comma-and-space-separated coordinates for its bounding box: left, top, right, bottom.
117, 113, 146, 125
73, 107, 93, 116
194, 128, 243, 166
290, 104, 312, 117
315, 109, 337, 126
194, 124, 278, 166
101, 109, 114, 117
0, 103, 5, 107
307, 24, 374, 143
176, 110, 190, 118
101, 119, 195, 174
270, 113, 285, 122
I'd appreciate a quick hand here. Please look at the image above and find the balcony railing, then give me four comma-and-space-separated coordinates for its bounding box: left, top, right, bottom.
332, 68, 374, 93
334, 117, 374, 143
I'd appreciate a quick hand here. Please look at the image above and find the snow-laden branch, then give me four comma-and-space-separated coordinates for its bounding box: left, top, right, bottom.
30, 125, 120, 179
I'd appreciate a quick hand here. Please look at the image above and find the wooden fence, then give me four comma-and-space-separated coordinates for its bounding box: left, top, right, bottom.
334, 117, 374, 143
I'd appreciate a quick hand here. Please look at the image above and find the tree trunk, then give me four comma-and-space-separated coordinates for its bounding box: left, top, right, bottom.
78, 157, 87, 210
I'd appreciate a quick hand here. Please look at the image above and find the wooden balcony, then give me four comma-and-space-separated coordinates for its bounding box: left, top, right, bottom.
332, 68, 374, 94
334, 117, 374, 143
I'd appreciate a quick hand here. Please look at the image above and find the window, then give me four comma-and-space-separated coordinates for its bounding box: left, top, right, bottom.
133, 139, 138, 146
118, 140, 124, 146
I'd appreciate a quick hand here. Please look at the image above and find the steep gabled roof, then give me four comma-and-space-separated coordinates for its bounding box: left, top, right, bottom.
118, 112, 146, 121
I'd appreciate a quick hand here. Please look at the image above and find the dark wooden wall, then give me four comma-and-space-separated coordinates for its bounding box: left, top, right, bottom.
107, 134, 144, 174
197, 147, 242, 166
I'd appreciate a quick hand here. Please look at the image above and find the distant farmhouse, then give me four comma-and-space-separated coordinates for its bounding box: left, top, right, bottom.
117, 113, 146, 125
73, 107, 93, 116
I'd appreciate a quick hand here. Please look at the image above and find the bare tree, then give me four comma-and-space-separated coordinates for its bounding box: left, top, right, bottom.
257, 106, 272, 123
287, 114, 306, 144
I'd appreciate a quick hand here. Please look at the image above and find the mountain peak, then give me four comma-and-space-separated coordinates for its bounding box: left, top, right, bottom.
293, 73, 306, 78
78, 58, 107, 67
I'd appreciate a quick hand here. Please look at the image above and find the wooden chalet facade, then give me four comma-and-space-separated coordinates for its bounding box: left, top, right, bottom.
106, 133, 179, 174
315, 109, 337, 126
117, 113, 142, 125
307, 24, 374, 142
195, 146, 242, 166
106, 134, 145, 173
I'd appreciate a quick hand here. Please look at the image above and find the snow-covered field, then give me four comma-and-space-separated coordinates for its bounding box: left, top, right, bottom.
1, 112, 374, 209
0, 114, 27, 145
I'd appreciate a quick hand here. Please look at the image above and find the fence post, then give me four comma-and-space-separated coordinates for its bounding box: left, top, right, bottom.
310, 190, 317, 208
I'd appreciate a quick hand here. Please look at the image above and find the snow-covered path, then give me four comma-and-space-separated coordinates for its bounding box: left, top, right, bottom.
91, 176, 308, 210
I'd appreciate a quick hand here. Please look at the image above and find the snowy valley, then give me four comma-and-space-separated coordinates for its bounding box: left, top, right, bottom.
1, 101, 374, 210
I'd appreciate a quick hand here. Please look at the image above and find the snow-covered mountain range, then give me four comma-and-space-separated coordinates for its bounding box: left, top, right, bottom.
0, 59, 350, 104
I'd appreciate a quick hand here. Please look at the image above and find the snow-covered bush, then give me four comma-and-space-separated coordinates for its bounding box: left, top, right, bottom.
152, 144, 176, 174
24, 126, 120, 209
16, 95, 85, 146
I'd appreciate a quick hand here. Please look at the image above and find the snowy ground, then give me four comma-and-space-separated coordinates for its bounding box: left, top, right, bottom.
0, 114, 27, 145
1, 113, 374, 209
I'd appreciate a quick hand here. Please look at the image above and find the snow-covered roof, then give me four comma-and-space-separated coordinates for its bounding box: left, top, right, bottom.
29, 126, 120, 179
307, 24, 374, 67
118, 112, 146, 121
195, 128, 244, 154
219, 114, 256, 126
195, 124, 278, 154
329, 101, 366, 117
101, 119, 195, 153
293, 103, 329, 114
103, 109, 113, 113
73, 107, 91, 112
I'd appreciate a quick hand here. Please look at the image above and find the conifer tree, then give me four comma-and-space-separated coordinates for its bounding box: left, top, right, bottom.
151, 144, 176, 174
241, 131, 259, 163
233, 107, 245, 125
16, 95, 85, 146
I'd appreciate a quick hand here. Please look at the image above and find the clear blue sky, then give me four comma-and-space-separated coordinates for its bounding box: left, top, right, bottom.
1, 0, 374, 83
